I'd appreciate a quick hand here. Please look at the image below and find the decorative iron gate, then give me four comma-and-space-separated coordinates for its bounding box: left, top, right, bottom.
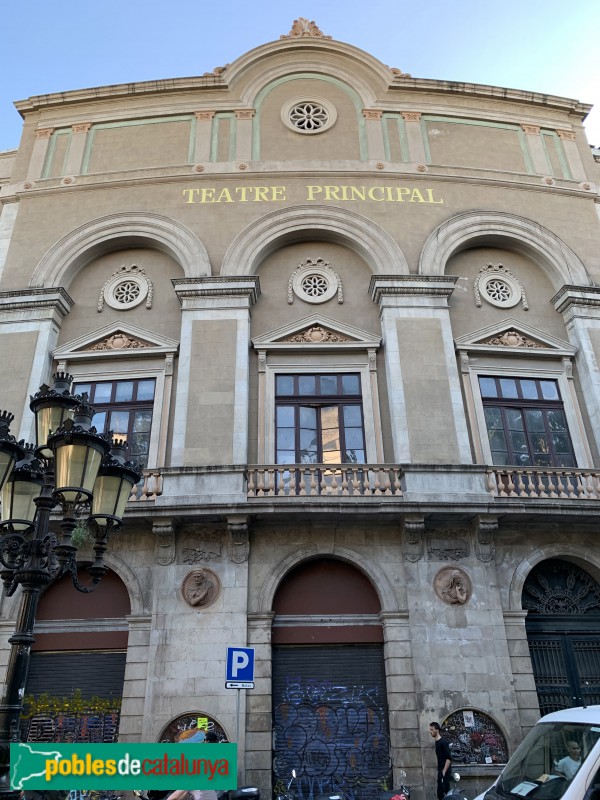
272, 645, 392, 800
523, 559, 600, 716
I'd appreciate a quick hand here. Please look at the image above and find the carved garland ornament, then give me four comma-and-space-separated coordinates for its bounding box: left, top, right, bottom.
282, 326, 350, 343
87, 333, 152, 351
288, 258, 343, 305
481, 330, 544, 349
98, 264, 153, 312
474, 264, 528, 310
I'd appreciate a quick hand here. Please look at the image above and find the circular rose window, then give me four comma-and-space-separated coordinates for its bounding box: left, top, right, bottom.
290, 259, 340, 304
475, 265, 526, 310
99, 264, 153, 312
282, 97, 337, 135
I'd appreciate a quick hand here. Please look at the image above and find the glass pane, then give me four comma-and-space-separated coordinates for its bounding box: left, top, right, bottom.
510, 431, 528, 453
323, 450, 341, 464
110, 410, 130, 437
133, 410, 152, 433
299, 428, 317, 449
345, 428, 365, 449
91, 411, 107, 432
300, 450, 318, 464
341, 375, 360, 395
74, 383, 91, 399
515, 452, 532, 466
322, 430, 341, 452
94, 382, 113, 403
533, 454, 551, 466
484, 407, 503, 429
345, 449, 364, 463
520, 379, 538, 400
276, 406, 294, 426
488, 430, 508, 450
299, 407, 317, 428
525, 408, 545, 432
319, 375, 337, 395
115, 381, 134, 402
277, 428, 295, 449
131, 433, 150, 463
491, 451, 511, 465
298, 375, 316, 395
506, 409, 524, 430
552, 433, 573, 454
276, 450, 296, 464
530, 433, 550, 455
321, 406, 339, 430
137, 379, 155, 401
546, 409, 567, 431
499, 378, 518, 399
557, 454, 576, 468
276, 375, 294, 395
479, 377, 497, 398
343, 405, 362, 426
540, 380, 559, 400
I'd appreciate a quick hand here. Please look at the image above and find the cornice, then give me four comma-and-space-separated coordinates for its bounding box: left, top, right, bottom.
370, 274, 458, 303
551, 284, 600, 314
0, 287, 73, 315
171, 275, 261, 305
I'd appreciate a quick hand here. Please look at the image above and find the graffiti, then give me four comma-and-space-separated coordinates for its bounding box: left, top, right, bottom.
158, 712, 228, 743
273, 678, 392, 800
443, 709, 508, 765
21, 712, 120, 743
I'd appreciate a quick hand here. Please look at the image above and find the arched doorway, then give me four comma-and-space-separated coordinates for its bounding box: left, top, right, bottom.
272, 558, 391, 800
522, 559, 600, 715
22, 568, 130, 742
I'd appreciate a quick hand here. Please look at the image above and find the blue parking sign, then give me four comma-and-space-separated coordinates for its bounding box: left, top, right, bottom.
226, 647, 255, 682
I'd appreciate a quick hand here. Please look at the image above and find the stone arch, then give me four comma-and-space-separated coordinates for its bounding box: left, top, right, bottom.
419, 210, 591, 289
101, 552, 149, 617
221, 204, 409, 276
256, 543, 401, 615
30, 211, 211, 289
509, 544, 600, 611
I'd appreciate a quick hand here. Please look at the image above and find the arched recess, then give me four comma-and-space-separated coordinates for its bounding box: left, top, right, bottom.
30, 211, 211, 289
220, 205, 409, 277
419, 211, 591, 290
271, 556, 394, 800
256, 544, 401, 615
521, 558, 600, 714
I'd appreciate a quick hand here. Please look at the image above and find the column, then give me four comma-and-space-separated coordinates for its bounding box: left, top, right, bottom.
194, 111, 215, 164
235, 110, 255, 162
556, 129, 587, 181
503, 612, 541, 734
26, 127, 54, 180
520, 124, 548, 174
246, 612, 273, 797
401, 112, 427, 164
64, 122, 91, 175
362, 109, 386, 161
370, 276, 472, 464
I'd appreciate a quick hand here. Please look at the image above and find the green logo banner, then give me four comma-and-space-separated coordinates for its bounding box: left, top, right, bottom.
11, 742, 238, 791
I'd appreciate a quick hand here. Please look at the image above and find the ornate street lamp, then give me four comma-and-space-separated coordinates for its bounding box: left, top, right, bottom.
0, 373, 141, 798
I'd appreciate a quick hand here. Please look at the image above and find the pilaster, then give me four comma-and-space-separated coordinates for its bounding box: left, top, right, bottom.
401, 112, 427, 164
556, 129, 587, 181
362, 110, 386, 161
235, 110, 255, 162
64, 122, 92, 175
194, 111, 215, 164
520, 124, 548, 174
27, 128, 54, 180
246, 612, 274, 799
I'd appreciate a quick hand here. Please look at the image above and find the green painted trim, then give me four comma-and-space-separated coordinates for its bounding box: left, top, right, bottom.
81, 115, 194, 174
209, 113, 236, 162
542, 130, 571, 180
420, 117, 431, 164
540, 131, 555, 176
382, 114, 409, 162
252, 73, 367, 161
41, 129, 70, 179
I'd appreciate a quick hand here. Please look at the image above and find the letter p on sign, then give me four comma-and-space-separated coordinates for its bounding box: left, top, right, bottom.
226, 646, 255, 682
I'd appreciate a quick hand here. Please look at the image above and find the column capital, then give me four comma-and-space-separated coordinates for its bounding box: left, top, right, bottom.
556, 129, 576, 141
34, 127, 54, 139
235, 109, 255, 120
363, 109, 383, 120
401, 111, 421, 122
521, 124, 541, 135
195, 111, 216, 121
72, 122, 92, 134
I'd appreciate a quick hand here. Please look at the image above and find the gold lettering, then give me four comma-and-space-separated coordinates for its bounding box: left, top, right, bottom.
183, 188, 199, 204
253, 186, 270, 201
426, 188, 444, 204
236, 187, 251, 202
368, 187, 385, 201
410, 188, 426, 203
216, 188, 234, 203
324, 186, 341, 200
395, 187, 411, 201
306, 185, 323, 201
340, 186, 351, 201
385, 187, 395, 201
272, 186, 287, 201
199, 188, 216, 203
350, 186, 366, 200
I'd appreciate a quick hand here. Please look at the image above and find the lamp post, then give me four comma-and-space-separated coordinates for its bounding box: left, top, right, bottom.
0, 372, 141, 798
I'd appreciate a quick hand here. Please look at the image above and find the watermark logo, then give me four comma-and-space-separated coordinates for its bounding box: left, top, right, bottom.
11, 742, 237, 790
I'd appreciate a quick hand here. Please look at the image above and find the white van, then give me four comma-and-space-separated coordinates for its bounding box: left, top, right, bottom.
474, 706, 600, 800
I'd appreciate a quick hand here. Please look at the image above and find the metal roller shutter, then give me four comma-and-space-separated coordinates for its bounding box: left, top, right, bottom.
273, 644, 392, 800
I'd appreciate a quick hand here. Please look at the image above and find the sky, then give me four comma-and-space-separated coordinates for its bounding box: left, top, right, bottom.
1, 0, 599, 153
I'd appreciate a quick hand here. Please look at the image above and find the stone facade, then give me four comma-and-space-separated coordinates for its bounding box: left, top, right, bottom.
1, 18, 600, 800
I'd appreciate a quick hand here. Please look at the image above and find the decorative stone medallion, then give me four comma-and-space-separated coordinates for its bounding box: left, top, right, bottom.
181, 568, 220, 608
434, 566, 472, 605
474, 264, 528, 310
288, 257, 343, 304
282, 98, 337, 134
98, 264, 154, 312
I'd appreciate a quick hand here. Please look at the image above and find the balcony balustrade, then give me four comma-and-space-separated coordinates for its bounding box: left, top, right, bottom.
487, 467, 600, 500
246, 464, 403, 497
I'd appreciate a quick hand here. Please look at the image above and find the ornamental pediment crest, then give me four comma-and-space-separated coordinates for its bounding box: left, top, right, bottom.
280, 18, 332, 39
454, 319, 576, 357
53, 322, 179, 362
252, 314, 381, 351
86, 331, 153, 351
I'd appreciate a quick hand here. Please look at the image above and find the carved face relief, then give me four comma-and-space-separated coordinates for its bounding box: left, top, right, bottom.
181, 568, 220, 609
434, 566, 472, 605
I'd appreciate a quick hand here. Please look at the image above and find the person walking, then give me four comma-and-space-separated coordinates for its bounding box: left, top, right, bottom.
429, 721, 452, 800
